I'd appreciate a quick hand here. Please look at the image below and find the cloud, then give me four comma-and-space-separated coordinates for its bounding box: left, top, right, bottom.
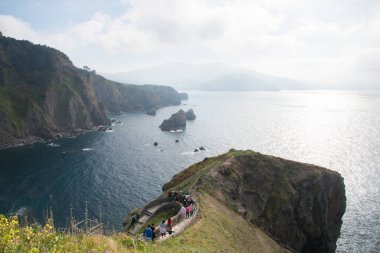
0, 0, 379, 88
0, 15, 38, 40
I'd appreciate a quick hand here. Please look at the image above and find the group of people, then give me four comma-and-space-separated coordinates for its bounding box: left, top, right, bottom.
171, 191, 196, 219
142, 191, 197, 241
168, 191, 195, 207
180, 201, 196, 219
143, 218, 174, 241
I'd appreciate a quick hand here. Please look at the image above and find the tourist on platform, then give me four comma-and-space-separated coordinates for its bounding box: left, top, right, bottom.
150, 223, 156, 241
144, 226, 152, 240
160, 220, 166, 238
180, 205, 186, 219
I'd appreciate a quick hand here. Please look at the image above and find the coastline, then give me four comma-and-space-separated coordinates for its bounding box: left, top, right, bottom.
0, 124, 110, 150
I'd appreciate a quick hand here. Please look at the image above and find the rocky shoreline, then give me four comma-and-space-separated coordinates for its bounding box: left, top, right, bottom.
0, 124, 110, 150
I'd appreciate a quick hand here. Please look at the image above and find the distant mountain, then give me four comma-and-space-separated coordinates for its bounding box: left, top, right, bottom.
0, 35, 183, 148
102, 62, 305, 91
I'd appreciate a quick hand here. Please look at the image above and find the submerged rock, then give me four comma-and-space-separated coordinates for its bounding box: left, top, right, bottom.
185, 109, 196, 120
159, 110, 186, 131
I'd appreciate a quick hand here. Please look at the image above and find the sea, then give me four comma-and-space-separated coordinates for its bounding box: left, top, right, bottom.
0, 90, 379, 252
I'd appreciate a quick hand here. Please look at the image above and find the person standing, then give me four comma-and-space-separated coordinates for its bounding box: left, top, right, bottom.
186, 205, 191, 218
144, 226, 152, 240
159, 220, 166, 238
180, 205, 186, 220
150, 223, 156, 241
167, 217, 172, 229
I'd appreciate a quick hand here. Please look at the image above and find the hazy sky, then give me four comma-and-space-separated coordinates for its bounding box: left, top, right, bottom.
0, 0, 379, 88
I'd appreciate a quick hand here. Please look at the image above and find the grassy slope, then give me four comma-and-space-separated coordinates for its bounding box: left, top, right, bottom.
1, 150, 289, 252
87, 149, 287, 252
155, 194, 286, 253
58, 194, 285, 253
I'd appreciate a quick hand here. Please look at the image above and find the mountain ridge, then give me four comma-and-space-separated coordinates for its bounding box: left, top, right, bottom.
102, 62, 305, 91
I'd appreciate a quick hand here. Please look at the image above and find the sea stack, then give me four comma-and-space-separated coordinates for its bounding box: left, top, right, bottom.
159, 110, 186, 131
185, 109, 196, 120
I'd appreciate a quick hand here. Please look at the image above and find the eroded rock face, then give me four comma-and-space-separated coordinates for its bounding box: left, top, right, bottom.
185, 109, 196, 120
204, 153, 346, 253
159, 110, 186, 131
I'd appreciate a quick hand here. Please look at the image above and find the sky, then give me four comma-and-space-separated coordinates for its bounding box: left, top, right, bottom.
0, 0, 379, 88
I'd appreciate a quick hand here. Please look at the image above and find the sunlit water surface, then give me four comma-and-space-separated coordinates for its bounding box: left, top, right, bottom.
0, 91, 379, 252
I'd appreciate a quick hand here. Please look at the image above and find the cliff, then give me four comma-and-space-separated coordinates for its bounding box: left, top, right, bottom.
163, 150, 346, 253
0, 36, 182, 148
91, 74, 181, 114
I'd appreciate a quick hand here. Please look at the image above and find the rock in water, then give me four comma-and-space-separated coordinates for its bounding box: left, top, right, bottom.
159, 110, 186, 131
154, 142, 158, 146
185, 109, 196, 120
194, 149, 199, 152
175, 140, 179, 143
146, 109, 156, 116
199, 146, 205, 151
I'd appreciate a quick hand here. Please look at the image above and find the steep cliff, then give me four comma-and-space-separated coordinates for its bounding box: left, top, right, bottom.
91, 75, 181, 114
0, 36, 182, 148
163, 150, 346, 253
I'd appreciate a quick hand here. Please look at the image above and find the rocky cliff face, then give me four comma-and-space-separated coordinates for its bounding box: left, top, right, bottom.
0, 36, 182, 148
163, 150, 346, 253
90, 73, 181, 114
185, 109, 196, 120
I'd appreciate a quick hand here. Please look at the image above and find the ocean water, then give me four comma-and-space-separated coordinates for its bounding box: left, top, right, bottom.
0, 90, 379, 252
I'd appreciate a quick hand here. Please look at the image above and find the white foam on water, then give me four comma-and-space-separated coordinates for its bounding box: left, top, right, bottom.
82, 148, 94, 151
47, 143, 60, 147
169, 129, 184, 133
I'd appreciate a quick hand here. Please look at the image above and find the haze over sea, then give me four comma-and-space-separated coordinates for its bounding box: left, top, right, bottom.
0, 90, 379, 252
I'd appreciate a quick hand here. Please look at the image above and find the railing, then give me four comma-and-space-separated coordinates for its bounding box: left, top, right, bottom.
69, 201, 104, 235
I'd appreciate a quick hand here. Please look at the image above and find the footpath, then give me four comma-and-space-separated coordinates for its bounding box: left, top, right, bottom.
157, 204, 198, 242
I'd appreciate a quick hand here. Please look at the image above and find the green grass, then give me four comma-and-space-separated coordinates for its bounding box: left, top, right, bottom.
153, 194, 287, 253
